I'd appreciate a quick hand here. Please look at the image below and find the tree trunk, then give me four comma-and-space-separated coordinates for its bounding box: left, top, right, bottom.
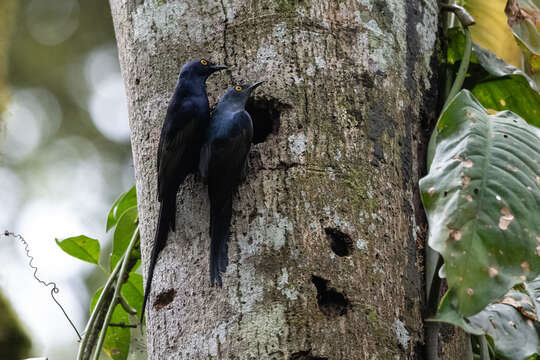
110, 0, 466, 358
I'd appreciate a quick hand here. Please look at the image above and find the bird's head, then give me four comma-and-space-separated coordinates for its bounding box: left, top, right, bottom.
220, 81, 264, 108
179, 58, 227, 80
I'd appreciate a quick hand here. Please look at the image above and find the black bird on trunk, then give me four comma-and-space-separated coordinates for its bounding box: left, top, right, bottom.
141, 59, 226, 323
200, 81, 263, 286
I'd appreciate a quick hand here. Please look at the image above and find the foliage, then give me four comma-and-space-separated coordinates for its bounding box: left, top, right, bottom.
424, 3, 540, 359
56, 186, 142, 360
55, 236, 101, 265
447, 28, 540, 125
421, 90, 540, 317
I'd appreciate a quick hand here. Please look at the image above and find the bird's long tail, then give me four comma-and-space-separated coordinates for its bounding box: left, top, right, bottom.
141, 196, 175, 324
209, 189, 233, 287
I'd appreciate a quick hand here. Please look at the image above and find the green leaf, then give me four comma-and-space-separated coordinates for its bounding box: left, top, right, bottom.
420, 90, 540, 317
90, 289, 131, 360
107, 186, 137, 232
525, 275, 540, 320
110, 206, 138, 271
432, 290, 484, 335
121, 273, 143, 318
448, 28, 540, 126
468, 303, 540, 360
55, 235, 100, 265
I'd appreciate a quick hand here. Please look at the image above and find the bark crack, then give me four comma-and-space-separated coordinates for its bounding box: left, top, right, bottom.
219, 0, 231, 77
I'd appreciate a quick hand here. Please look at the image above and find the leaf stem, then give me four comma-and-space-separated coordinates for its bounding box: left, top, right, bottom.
425, 4, 475, 360
76, 256, 123, 360
443, 26, 472, 109
477, 335, 490, 360
91, 228, 140, 360
119, 295, 137, 315
466, 335, 474, 360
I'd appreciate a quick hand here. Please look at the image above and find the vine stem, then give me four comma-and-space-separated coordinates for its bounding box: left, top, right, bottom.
425, 3, 475, 360
76, 254, 123, 360
91, 228, 140, 360
443, 26, 472, 109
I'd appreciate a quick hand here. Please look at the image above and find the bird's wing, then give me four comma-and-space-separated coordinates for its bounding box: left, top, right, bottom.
208, 111, 253, 177
207, 111, 253, 286
157, 103, 198, 200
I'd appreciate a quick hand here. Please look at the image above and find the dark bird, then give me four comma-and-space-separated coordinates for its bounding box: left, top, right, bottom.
200, 81, 263, 286
141, 59, 226, 323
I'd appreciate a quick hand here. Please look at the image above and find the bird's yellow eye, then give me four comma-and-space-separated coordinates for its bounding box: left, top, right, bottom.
234, 86, 242, 91
201, 59, 208, 66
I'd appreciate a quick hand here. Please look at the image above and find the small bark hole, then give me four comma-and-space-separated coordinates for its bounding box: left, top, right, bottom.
246, 97, 290, 144
153, 288, 176, 310
324, 227, 354, 257
311, 275, 350, 317
290, 350, 328, 360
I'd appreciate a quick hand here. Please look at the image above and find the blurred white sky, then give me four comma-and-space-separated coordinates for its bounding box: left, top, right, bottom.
0, 44, 133, 357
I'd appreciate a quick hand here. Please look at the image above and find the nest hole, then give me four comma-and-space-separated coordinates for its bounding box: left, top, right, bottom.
324, 227, 354, 257
153, 288, 177, 310
246, 97, 290, 144
311, 275, 350, 317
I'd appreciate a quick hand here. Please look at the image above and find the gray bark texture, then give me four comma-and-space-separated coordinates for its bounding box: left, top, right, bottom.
110, 0, 466, 358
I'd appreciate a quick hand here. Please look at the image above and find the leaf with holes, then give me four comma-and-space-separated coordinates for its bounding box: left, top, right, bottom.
420, 90, 540, 318
91, 288, 130, 360
468, 302, 540, 360
448, 28, 540, 126
107, 186, 137, 232
55, 235, 100, 265
110, 206, 138, 271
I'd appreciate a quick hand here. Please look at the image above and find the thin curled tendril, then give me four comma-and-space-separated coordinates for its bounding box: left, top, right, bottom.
3, 230, 82, 341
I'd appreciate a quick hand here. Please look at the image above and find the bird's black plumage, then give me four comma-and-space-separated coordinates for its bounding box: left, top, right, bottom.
200, 82, 263, 286
141, 59, 226, 323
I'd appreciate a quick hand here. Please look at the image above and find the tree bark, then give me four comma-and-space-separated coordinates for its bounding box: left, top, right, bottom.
110, 0, 466, 358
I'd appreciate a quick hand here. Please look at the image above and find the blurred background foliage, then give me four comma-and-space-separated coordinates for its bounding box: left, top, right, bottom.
0, 0, 132, 358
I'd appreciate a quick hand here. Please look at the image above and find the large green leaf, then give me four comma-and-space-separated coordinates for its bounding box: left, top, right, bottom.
90, 289, 130, 360
55, 235, 100, 265
420, 90, 540, 317
121, 273, 143, 319
448, 28, 540, 125
106, 186, 137, 232
110, 206, 138, 271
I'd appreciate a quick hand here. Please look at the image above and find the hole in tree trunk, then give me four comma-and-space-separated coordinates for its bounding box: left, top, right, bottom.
153, 288, 176, 310
246, 97, 290, 144
311, 275, 350, 317
290, 350, 328, 360
324, 227, 354, 257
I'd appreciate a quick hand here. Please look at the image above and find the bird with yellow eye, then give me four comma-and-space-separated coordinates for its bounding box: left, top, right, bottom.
200, 81, 263, 286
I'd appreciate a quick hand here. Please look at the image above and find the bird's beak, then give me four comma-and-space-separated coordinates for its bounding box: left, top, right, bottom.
210, 64, 227, 72
248, 81, 264, 92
